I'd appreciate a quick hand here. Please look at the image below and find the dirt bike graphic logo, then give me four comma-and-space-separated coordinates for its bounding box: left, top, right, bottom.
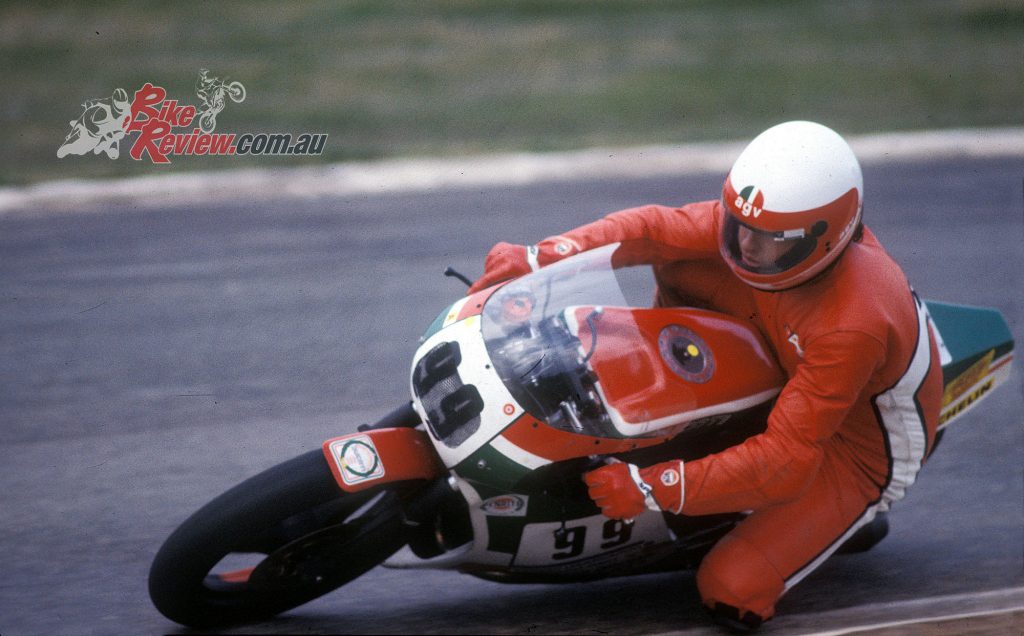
56, 88, 132, 159
195, 69, 246, 133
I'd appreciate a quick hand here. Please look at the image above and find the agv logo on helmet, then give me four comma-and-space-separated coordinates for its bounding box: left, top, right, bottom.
735, 185, 765, 219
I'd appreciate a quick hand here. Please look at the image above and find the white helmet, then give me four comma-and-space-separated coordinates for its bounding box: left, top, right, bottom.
719, 121, 863, 291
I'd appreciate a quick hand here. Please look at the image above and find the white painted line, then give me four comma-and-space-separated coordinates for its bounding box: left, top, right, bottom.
651, 586, 1024, 636
766, 587, 1024, 636
2, 127, 1022, 215
811, 605, 1024, 636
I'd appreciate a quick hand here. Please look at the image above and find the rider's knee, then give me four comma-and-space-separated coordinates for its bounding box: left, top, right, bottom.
697, 533, 784, 630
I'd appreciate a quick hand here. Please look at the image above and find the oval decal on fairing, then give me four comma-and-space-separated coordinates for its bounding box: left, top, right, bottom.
481, 494, 529, 517
658, 324, 715, 383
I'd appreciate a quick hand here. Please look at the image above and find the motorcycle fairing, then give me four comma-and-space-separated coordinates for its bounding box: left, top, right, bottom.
384, 474, 678, 578
419, 285, 498, 344
499, 412, 666, 464
567, 306, 785, 437
411, 313, 529, 470
322, 428, 445, 493
412, 244, 789, 480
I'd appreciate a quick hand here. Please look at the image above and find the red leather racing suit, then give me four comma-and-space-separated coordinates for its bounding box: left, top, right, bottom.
530, 200, 944, 622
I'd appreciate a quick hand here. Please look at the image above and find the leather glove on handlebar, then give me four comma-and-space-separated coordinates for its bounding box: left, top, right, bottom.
583, 461, 686, 520
467, 236, 583, 295
467, 242, 534, 294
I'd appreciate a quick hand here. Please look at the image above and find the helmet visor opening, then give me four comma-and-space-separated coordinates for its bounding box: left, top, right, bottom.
721, 209, 818, 276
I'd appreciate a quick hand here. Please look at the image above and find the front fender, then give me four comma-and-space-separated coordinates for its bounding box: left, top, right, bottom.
322, 428, 446, 493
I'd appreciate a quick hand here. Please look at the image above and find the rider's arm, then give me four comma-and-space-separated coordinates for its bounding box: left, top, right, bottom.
679, 330, 886, 515
469, 201, 720, 293
545, 201, 721, 267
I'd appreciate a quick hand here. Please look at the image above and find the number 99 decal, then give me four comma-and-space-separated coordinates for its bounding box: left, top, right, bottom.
512, 513, 671, 567
551, 519, 633, 560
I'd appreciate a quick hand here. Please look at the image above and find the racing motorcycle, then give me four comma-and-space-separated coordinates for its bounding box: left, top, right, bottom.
148, 243, 1015, 627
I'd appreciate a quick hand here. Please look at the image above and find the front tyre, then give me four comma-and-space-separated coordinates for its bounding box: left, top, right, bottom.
148, 450, 409, 627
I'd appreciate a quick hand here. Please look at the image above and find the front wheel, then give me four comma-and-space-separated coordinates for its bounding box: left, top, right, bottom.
148, 450, 410, 627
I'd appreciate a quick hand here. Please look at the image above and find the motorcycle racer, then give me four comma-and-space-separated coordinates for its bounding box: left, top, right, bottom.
468, 121, 944, 630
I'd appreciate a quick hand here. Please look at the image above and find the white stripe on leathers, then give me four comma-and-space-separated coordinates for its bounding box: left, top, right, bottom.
784, 292, 933, 591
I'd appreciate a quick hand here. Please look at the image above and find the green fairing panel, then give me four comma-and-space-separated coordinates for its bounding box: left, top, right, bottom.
925, 300, 1014, 379
420, 302, 455, 343
454, 445, 533, 491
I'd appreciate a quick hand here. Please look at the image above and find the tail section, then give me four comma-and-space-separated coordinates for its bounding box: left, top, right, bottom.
924, 301, 1014, 429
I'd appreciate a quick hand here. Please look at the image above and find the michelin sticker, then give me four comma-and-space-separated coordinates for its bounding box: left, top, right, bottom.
329, 436, 385, 485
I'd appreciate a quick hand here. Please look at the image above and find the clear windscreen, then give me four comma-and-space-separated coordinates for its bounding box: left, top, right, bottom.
480, 244, 653, 437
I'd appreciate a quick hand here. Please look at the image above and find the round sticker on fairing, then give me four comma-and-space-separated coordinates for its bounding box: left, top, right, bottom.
657, 325, 715, 384
335, 437, 385, 485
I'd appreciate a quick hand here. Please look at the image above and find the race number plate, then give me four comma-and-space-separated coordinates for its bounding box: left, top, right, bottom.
512, 512, 670, 567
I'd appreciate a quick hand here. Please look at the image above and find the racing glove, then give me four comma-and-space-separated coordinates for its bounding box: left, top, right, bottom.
467, 236, 583, 294
583, 460, 686, 520
468, 242, 534, 294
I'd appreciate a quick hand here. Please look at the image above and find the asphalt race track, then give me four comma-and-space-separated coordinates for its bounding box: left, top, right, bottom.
1, 155, 1021, 635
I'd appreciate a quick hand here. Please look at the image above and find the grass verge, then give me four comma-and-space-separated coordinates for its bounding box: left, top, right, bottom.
2, 0, 1021, 185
